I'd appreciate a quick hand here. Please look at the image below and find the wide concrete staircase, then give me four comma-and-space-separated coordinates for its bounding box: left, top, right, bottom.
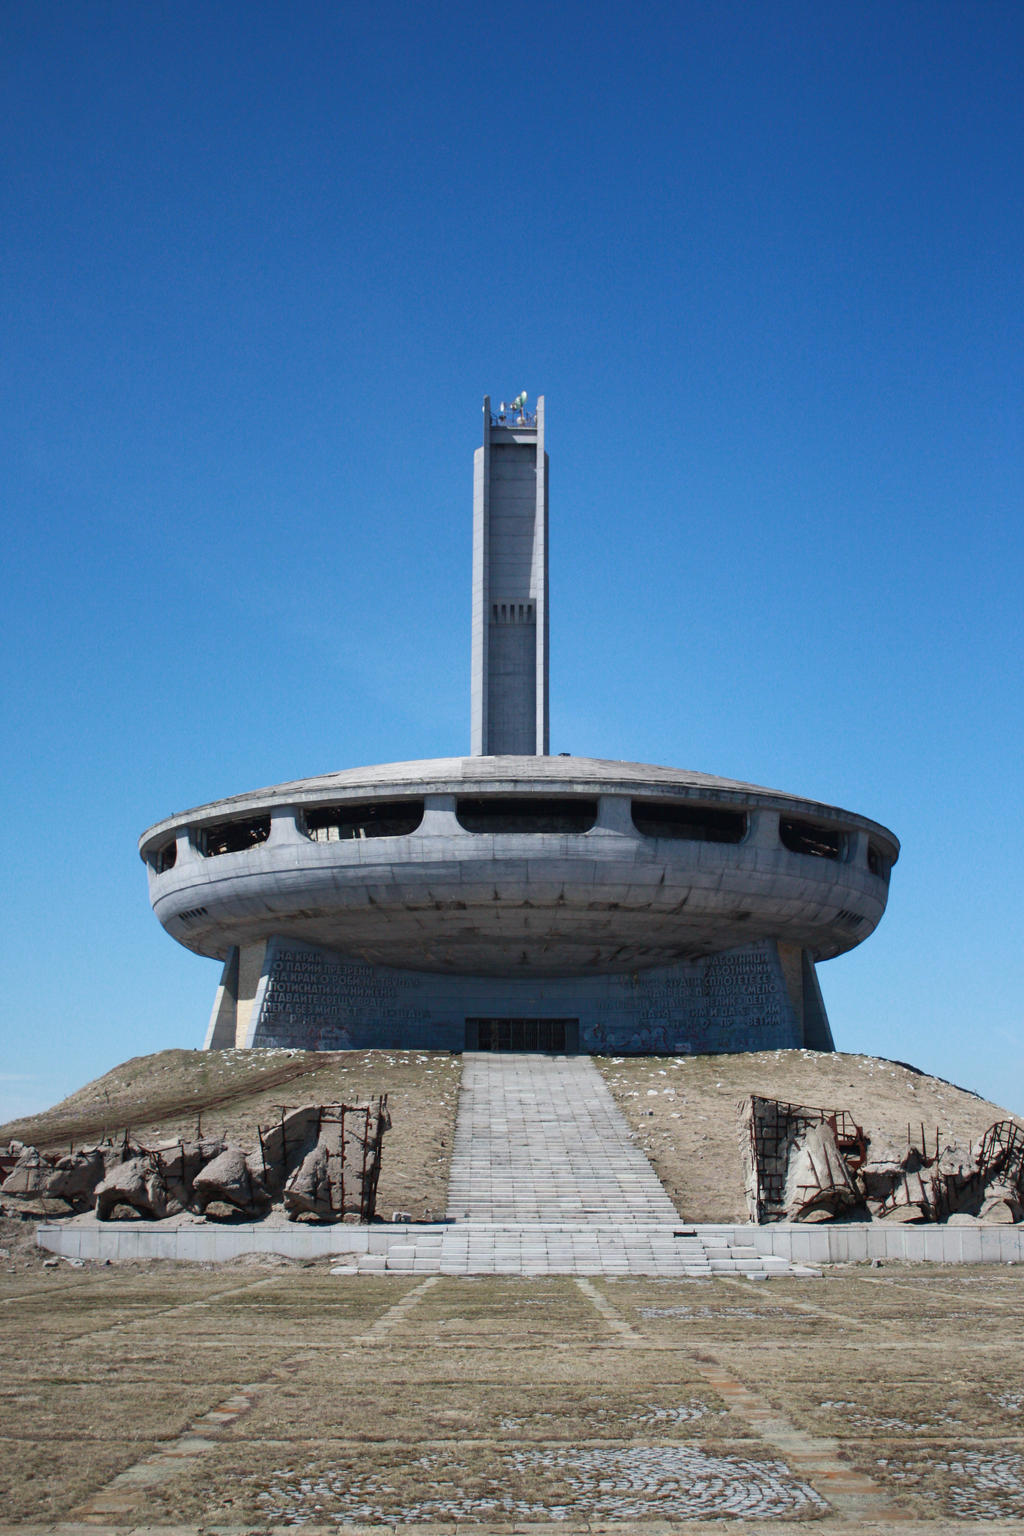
446, 1052, 679, 1222
347, 1054, 816, 1277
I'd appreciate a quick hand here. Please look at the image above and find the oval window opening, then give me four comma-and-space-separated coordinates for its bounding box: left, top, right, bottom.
151, 840, 177, 874
867, 841, 889, 878
304, 800, 424, 841
197, 816, 271, 858
456, 797, 597, 834
780, 818, 844, 860
631, 800, 746, 843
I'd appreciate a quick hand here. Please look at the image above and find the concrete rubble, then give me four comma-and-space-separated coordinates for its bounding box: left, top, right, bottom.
1, 1140, 129, 1212
0, 1097, 390, 1225
741, 1095, 1024, 1226
282, 1101, 392, 1221
782, 1118, 860, 1223
193, 1146, 270, 1217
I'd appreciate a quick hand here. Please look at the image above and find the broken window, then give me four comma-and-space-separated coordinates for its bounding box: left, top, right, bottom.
303, 800, 424, 841
150, 840, 177, 874
456, 796, 597, 834
631, 800, 746, 843
867, 841, 889, 878
195, 816, 271, 857
779, 817, 845, 860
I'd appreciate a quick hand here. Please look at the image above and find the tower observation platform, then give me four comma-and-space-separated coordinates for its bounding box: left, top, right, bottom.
140, 395, 898, 1056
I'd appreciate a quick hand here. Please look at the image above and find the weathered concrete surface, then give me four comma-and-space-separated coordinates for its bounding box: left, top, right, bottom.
136, 396, 899, 1055
246, 933, 813, 1055
6, 1101, 388, 1225
35, 1215, 1024, 1267
472, 394, 549, 756
192, 1146, 269, 1217
139, 750, 897, 1052
6, 1263, 1024, 1528
740, 1092, 1024, 1226
446, 1053, 678, 1223
140, 755, 897, 978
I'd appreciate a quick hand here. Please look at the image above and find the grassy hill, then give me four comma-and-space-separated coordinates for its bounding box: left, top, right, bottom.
3, 1046, 1017, 1223
598, 1049, 1016, 1222
0, 1048, 461, 1221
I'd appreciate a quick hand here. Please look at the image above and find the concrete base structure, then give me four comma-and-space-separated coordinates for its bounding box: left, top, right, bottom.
35, 1219, 1024, 1271
210, 933, 832, 1054
140, 753, 896, 1056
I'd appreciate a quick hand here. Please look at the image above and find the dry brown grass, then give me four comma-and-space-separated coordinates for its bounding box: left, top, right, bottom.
596, 1048, 1017, 1221
2, 1262, 1024, 1528
0, 1046, 462, 1220
6, 1045, 1018, 1228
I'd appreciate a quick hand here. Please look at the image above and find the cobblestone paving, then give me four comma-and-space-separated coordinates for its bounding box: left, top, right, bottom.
3, 1262, 1024, 1530
258, 1442, 828, 1523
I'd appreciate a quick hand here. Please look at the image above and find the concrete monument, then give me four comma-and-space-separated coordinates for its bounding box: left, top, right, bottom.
140, 396, 898, 1054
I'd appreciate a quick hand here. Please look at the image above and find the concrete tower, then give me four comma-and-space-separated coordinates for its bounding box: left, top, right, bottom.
141, 391, 899, 1057
471, 394, 549, 755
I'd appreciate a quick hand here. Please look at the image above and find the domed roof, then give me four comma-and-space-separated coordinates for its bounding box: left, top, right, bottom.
140, 754, 899, 858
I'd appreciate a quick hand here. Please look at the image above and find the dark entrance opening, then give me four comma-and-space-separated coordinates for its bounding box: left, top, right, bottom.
466, 1018, 580, 1053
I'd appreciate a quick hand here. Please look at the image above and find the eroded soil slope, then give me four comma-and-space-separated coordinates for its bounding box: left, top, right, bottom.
5, 1045, 1019, 1226
597, 1049, 1017, 1222
0, 1048, 460, 1220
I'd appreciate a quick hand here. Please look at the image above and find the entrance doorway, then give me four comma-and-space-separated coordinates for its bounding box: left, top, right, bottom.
466, 1017, 580, 1053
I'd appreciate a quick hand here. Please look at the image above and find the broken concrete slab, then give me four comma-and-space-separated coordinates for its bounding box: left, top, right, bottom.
192, 1147, 270, 1218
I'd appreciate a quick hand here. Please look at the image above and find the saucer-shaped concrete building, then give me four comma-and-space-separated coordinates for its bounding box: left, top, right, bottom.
140, 397, 898, 1055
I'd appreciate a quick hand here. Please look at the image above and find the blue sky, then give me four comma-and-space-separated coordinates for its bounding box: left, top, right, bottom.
2, 2, 1022, 1121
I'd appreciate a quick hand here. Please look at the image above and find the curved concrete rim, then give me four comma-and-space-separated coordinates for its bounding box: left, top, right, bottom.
139, 754, 901, 860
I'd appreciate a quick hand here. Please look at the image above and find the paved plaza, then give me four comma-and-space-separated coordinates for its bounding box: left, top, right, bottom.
3, 1259, 1024, 1531
11, 1055, 1024, 1529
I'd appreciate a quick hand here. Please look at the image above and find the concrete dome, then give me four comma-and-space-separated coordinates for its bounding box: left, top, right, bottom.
140, 754, 898, 977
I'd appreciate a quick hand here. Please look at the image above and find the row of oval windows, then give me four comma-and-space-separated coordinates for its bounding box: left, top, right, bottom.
149, 797, 891, 878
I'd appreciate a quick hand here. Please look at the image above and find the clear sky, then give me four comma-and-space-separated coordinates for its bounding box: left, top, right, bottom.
2, 2, 1022, 1122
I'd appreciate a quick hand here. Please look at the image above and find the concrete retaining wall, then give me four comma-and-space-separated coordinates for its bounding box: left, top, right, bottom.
35, 1220, 1024, 1267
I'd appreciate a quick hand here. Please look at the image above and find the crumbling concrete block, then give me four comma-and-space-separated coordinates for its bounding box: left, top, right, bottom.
0, 1142, 127, 1211
284, 1142, 334, 1220
0, 1147, 52, 1201
193, 1147, 270, 1218
979, 1184, 1023, 1224
150, 1137, 226, 1213
783, 1119, 860, 1222
95, 1155, 170, 1221
44, 1148, 109, 1210
858, 1134, 925, 1209
875, 1167, 933, 1222
3, 1098, 392, 1227
872, 1121, 1024, 1223
744, 1095, 1024, 1227
280, 1100, 391, 1223
740, 1096, 866, 1223
253, 1106, 324, 1198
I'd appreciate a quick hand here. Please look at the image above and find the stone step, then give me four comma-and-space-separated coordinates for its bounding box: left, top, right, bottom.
431, 1054, 819, 1277
446, 1054, 679, 1225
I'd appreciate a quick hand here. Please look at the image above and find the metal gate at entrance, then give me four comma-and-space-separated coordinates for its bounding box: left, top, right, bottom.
466, 1018, 580, 1052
